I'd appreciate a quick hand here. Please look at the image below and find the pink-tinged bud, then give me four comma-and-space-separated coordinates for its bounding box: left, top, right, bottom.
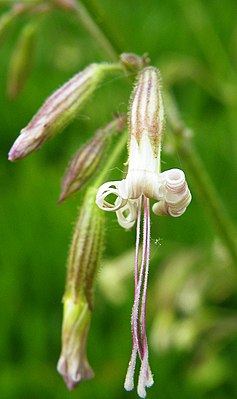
8, 63, 115, 161
59, 116, 126, 203
58, 187, 104, 389
7, 22, 37, 100
57, 296, 94, 389
129, 66, 164, 158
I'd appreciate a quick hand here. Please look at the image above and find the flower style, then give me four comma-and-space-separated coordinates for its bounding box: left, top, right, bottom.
96, 67, 191, 398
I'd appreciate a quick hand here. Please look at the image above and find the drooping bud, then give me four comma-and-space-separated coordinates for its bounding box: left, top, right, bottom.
129, 66, 164, 158
58, 115, 126, 203
57, 295, 94, 389
120, 53, 150, 73
7, 22, 37, 99
57, 187, 105, 389
8, 62, 119, 161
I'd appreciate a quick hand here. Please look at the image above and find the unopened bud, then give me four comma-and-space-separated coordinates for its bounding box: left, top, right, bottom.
8, 62, 116, 161
7, 22, 37, 100
129, 66, 164, 158
57, 295, 94, 389
120, 53, 150, 73
57, 187, 104, 389
59, 116, 126, 203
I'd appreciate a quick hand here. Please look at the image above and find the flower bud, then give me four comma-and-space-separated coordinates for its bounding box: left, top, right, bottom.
7, 22, 37, 100
57, 295, 94, 389
129, 66, 164, 158
8, 63, 116, 161
59, 116, 126, 203
120, 53, 150, 73
57, 187, 104, 389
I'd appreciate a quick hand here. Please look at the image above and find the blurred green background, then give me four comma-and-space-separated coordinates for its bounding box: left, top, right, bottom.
1, 0, 237, 398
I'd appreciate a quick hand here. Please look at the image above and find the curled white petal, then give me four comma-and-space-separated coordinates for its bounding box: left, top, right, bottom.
152, 200, 168, 216
116, 199, 138, 229
152, 168, 192, 217
166, 168, 185, 189
96, 181, 127, 212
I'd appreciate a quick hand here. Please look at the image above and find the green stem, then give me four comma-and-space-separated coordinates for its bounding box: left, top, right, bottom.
176, 0, 237, 83
79, 0, 124, 55
100, 62, 123, 74
72, 0, 118, 61
94, 131, 127, 188
165, 92, 237, 265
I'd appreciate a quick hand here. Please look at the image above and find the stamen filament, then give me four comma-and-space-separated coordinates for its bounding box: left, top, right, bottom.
124, 197, 142, 391
135, 197, 142, 289
125, 196, 153, 398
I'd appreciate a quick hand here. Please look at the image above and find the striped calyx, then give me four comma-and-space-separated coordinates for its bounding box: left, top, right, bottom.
59, 116, 126, 203
65, 187, 105, 309
129, 67, 164, 158
57, 187, 105, 389
8, 62, 119, 161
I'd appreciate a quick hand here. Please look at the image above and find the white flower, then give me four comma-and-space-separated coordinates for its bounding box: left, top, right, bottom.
96, 132, 191, 228
96, 66, 192, 398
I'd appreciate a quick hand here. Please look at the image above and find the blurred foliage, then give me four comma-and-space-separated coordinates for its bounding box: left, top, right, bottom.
0, 0, 237, 398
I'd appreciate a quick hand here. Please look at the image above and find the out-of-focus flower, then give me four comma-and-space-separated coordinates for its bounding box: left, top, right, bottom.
53, 0, 77, 10
7, 22, 37, 99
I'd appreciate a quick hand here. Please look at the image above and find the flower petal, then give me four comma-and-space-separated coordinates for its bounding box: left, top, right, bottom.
116, 199, 138, 229
152, 169, 191, 217
96, 181, 127, 212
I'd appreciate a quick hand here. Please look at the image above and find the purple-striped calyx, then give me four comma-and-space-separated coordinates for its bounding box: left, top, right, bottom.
57, 187, 104, 389
59, 116, 126, 203
8, 62, 118, 161
96, 66, 191, 398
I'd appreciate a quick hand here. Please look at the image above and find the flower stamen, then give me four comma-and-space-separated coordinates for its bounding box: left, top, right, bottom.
125, 196, 153, 398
